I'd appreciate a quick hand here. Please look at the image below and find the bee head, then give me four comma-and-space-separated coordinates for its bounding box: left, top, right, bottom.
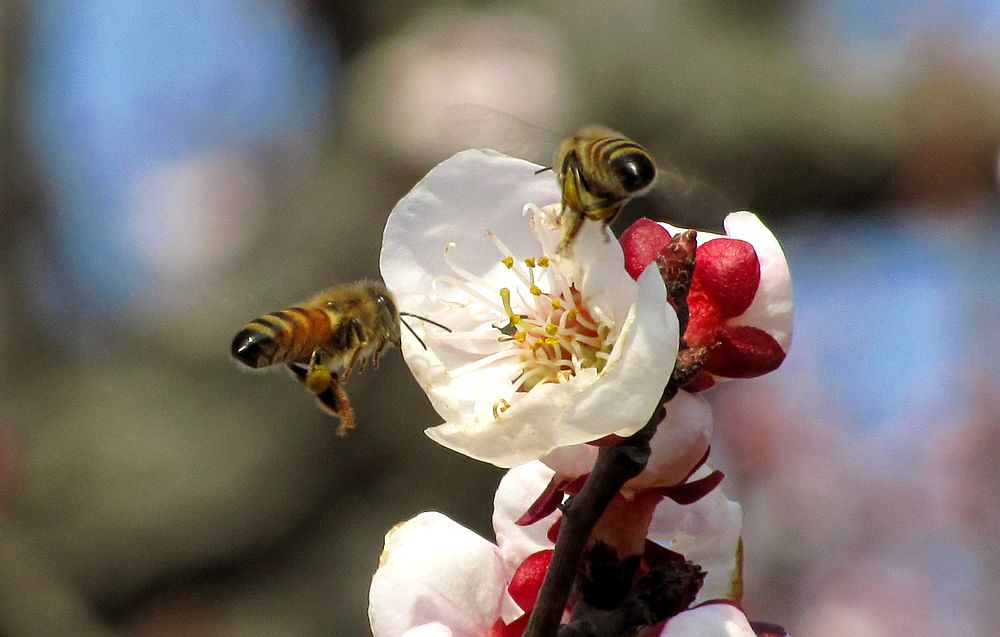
611, 152, 656, 193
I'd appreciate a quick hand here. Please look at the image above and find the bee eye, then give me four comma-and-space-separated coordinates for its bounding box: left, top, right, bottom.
611, 153, 655, 192
375, 293, 395, 313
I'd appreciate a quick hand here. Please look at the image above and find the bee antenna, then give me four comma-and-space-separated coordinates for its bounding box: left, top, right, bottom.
534, 166, 553, 175
399, 312, 453, 351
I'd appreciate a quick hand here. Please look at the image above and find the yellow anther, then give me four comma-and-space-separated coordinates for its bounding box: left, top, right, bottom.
538, 256, 549, 267
529, 284, 542, 296
545, 323, 559, 336
493, 399, 511, 419
502, 256, 514, 269
545, 337, 560, 347
566, 308, 578, 322
550, 299, 562, 309
515, 331, 527, 343
524, 257, 536, 268
500, 288, 517, 322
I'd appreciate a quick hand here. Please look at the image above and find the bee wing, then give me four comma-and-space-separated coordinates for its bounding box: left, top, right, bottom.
444, 103, 562, 166
441, 108, 740, 231
614, 161, 739, 232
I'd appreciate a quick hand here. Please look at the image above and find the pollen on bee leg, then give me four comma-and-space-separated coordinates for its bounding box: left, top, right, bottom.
305, 351, 333, 394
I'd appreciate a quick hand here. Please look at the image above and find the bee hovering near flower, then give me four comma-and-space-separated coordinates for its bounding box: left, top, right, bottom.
230, 280, 448, 435
553, 125, 657, 256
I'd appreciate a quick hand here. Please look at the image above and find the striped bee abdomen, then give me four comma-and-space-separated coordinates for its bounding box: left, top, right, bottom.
231, 306, 332, 369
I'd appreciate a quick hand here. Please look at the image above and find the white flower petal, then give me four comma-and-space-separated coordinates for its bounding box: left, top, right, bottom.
575, 265, 677, 439
541, 391, 713, 496
659, 603, 757, 637
722, 211, 793, 350
492, 461, 560, 574
537, 442, 598, 485
382, 149, 559, 306
426, 265, 674, 466
382, 149, 679, 467
627, 391, 713, 492
560, 206, 633, 323
381, 150, 560, 425
369, 512, 506, 637
401, 624, 454, 637
425, 380, 572, 467
647, 471, 744, 603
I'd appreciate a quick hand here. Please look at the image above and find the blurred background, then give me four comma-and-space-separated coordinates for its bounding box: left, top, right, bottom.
1, 1, 998, 635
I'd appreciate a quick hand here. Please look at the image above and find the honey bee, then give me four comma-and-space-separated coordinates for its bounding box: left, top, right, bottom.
553, 125, 657, 255
230, 280, 446, 435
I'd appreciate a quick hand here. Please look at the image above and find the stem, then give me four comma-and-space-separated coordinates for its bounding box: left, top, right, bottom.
524, 229, 699, 637
522, 386, 678, 637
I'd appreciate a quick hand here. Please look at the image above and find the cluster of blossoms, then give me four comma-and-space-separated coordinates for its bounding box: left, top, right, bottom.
372, 150, 793, 637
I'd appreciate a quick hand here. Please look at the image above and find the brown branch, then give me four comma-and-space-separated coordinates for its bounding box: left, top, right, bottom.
521, 382, 684, 637
559, 558, 706, 637
521, 229, 701, 637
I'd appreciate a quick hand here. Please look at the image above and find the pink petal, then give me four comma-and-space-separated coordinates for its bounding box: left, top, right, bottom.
369, 512, 506, 637
684, 286, 722, 348
402, 624, 456, 637
494, 462, 562, 575
749, 621, 789, 637
651, 470, 725, 505
683, 372, 715, 393
692, 238, 760, 320
722, 212, 792, 351
626, 391, 714, 494
657, 602, 757, 637
516, 476, 568, 526
704, 325, 787, 379
507, 550, 553, 613
620, 217, 672, 279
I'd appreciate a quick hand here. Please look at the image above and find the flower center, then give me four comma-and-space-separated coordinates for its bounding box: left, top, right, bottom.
496, 275, 611, 389
433, 204, 618, 416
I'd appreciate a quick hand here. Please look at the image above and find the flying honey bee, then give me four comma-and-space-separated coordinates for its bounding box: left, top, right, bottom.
553, 125, 657, 255
230, 280, 448, 435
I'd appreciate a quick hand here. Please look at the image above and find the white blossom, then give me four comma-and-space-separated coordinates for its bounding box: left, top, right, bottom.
381, 150, 678, 467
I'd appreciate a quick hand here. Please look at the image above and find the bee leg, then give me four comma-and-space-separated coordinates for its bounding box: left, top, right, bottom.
286, 350, 356, 435
338, 318, 367, 382
557, 163, 587, 256
322, 375, 355, 436
287, 362, 308, 383
584, 201, 622, 244
302, 349, 334, 395
557, 208, 585, 256
302, 371, 355, 436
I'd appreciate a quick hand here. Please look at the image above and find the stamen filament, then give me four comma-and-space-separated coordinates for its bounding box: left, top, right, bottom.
431, 204, 621, 400
449, 347, 523, 377
432, 275, 505, 314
